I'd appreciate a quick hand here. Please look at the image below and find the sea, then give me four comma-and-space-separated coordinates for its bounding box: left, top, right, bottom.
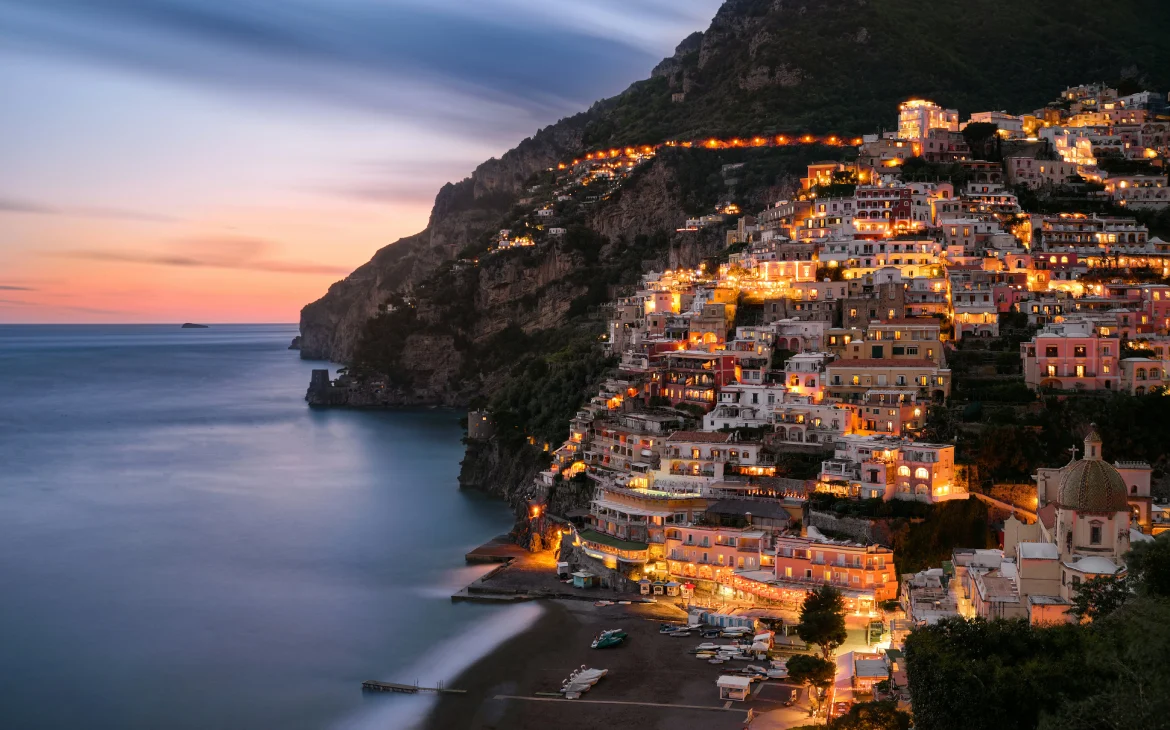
0, 324, 539, 730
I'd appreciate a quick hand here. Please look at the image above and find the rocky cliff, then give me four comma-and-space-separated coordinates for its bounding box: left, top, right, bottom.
299, 114, 591, 362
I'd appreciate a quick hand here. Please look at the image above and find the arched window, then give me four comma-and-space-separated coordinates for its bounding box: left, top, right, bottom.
1151, 368, 1161, 380
897, 466, 911, 476
1137, 368, 1147, 380
1136, 386, 1146, 396
915, 467, 930, 479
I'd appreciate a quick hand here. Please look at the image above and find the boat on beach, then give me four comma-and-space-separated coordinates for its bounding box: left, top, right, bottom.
569, 666, 608, 684
591, 629, 627, 649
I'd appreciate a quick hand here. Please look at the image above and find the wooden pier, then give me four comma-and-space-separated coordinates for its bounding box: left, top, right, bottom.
361, 680, 467, 695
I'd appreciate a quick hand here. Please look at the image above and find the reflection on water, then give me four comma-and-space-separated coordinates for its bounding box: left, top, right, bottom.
0, 325, 521, 730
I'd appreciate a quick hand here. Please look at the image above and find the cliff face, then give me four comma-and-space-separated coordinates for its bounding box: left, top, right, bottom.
299, 114, 591, 362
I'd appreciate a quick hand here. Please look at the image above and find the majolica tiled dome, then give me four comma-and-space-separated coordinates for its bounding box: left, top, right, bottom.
1058, 427, 1129, 513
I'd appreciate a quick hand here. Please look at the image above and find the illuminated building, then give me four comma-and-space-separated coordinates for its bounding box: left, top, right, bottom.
898, 99, 960, 140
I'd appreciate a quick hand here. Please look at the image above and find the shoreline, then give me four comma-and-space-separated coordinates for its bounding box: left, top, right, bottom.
418, 599, 761, 730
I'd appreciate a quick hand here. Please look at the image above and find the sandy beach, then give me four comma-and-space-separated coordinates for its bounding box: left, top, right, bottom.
421, 599, 801, 730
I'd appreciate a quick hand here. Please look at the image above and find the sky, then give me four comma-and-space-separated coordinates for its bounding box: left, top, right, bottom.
0, 0, 723, 323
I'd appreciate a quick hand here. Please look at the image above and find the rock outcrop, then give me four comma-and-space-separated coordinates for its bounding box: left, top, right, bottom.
299, 116, 590, 362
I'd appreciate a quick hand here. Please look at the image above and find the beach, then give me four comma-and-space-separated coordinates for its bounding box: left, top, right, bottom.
421, 599, 777, 730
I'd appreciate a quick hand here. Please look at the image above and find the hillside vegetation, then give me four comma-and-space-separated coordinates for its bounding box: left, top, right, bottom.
584, 0, 1170, 146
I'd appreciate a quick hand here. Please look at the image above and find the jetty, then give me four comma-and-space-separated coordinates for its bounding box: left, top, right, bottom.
361, 680, 467, 695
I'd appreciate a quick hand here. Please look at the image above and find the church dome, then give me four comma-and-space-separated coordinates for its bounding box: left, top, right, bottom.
1057, 426, 1129, 513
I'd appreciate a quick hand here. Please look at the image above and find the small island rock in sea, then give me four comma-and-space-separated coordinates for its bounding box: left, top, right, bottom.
180, 323, 210, 329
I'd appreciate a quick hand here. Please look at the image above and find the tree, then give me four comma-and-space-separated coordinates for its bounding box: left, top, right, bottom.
1126, 532, 1170, 598
904, 617, 1091, 730
962, 122, 1001, 161
1038, 598, 1170, 730
831, 701, 912, 730
797, 585, 848, 658
1068, 575, 1130, 622
786, 653, 836, 715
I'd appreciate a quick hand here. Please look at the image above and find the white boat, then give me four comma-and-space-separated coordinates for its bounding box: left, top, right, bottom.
695, 643, 718, 651
569, 667, 608, 685
561, 680, 593, 696
708, 658, 726, 665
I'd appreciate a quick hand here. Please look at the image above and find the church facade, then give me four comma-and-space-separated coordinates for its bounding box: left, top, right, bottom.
989, 428, 1156, 624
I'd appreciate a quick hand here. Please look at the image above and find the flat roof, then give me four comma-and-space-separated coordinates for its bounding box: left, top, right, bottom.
578, 529, 649, 552
1018, 542, 1059, 560
717, 676, 753, 688
667, 431, 733, 443
855, 658, 889, 679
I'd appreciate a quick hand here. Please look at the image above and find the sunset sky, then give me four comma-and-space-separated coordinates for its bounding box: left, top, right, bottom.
0, 0, 722, 323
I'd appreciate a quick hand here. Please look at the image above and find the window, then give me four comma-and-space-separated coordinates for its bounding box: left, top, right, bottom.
691, 448, 700, 459
1074, 346, 1087, 357
915, 467, 930, 479
1046, 346, 1059, 357
1047, 365, 1057, 377
1090, 521, 1103, 545
852, 375, 860, 386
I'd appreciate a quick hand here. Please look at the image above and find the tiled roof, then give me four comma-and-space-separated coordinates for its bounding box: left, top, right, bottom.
666, 431, 734, 443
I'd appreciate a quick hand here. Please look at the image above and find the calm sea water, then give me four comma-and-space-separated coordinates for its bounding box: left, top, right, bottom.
0, 324, 534, 730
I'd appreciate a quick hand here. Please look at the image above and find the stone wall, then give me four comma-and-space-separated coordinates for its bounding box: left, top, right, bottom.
806, 509, 882, 543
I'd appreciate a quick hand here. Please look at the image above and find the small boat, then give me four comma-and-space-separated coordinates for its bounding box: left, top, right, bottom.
708, 658, 726, 665
594, 600, 614, 607
667, 630, 691, 638
569, 666, 608, 685
561, 681, 592, 699
618, 600, 631, 605
701, 630, 721, 638
695, 643, 718, 651
659, 623, 682, 634
696, 652, 715, 659
591, 629, 627, 649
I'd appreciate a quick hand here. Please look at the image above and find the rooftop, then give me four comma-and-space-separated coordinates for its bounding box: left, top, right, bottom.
577, 529, 649, 552
707, 499, 792, 521
828, 358, 940, 368
854, 658, 890, 679
667, 431, 734, 443
1018, 542, 1059, 560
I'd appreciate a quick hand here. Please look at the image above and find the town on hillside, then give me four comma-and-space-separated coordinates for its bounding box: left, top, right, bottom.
461, 83, 1170, 724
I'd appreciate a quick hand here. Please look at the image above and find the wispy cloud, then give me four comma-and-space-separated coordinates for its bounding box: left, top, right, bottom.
63, 236, 352, 276
0, 195, 177, 223
0, 285, 35, 291
326, 157, 479, 206
0, 0, 695, 136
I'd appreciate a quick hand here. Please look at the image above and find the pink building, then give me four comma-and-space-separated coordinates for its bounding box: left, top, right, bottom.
772, 533, 898, 611
1021, 319, 1121, 391
664, 524, 767, 583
